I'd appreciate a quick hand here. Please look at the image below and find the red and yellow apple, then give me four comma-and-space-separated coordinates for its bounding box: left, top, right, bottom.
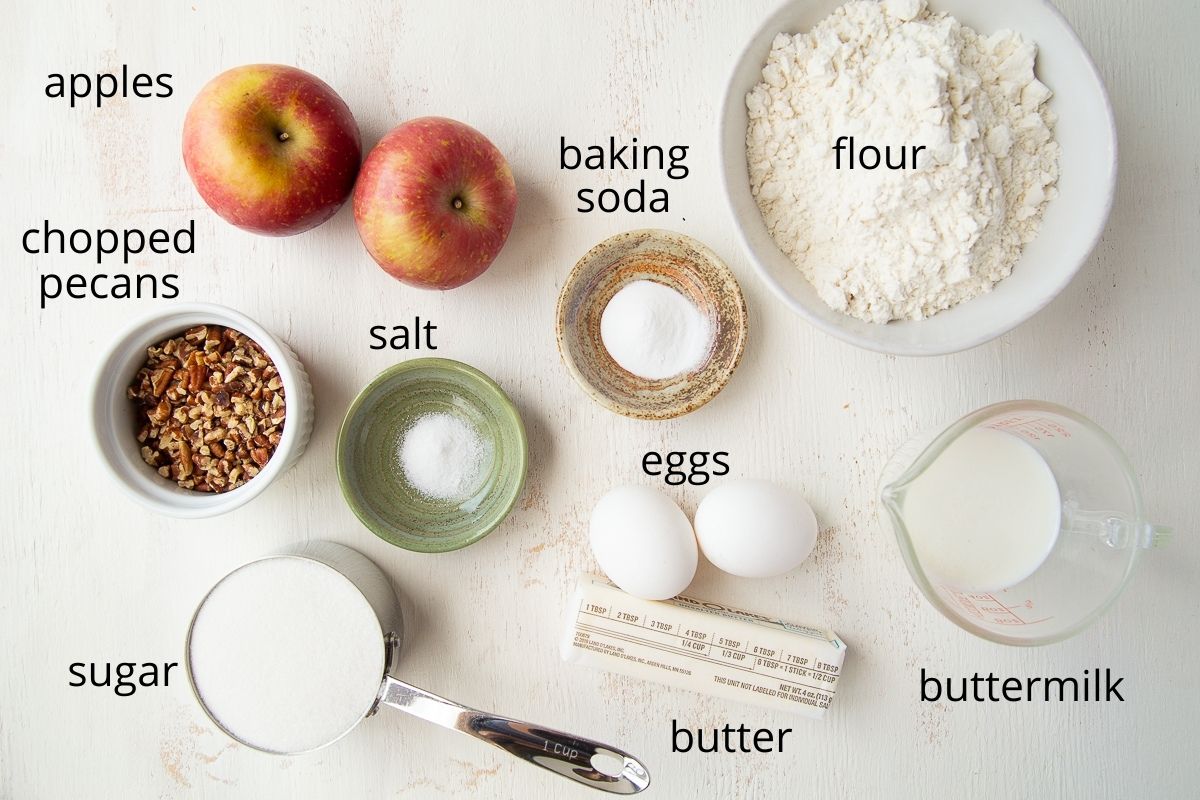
182, 64, 361, 236
353, 117, 518, 289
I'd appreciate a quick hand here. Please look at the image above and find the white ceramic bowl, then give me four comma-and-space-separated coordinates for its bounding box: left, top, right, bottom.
720, 0, 1117, 355
91, 303, 315, 518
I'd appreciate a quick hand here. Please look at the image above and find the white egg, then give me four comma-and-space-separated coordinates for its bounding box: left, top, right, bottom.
589, 486, 698, 600
694, 479, 818, 578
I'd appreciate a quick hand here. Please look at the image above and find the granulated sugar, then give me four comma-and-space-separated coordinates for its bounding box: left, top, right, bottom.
187, 557, 385, 753
747, 0, 1060, 323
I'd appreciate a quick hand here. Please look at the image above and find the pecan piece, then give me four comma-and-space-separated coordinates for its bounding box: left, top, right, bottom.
150, 367, 175, 397
128, 324, 285, 493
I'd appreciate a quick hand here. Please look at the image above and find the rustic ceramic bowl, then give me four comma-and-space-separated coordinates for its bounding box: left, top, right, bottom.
556, 229, 748, 420
336, 358, 527, 553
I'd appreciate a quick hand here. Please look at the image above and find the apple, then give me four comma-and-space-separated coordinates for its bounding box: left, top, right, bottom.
182, 64, 361, 236
353, 117, 518, 289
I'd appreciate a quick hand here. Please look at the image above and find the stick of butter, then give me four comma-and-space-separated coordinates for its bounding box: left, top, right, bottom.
561, 575, 847, 719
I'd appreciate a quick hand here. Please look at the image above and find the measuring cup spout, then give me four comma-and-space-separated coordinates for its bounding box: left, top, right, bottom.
879, 484, 909, 528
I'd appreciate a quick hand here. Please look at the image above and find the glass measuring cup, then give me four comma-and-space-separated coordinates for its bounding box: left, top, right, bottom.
879, 400, 1171, 646
186, 542, 650, 793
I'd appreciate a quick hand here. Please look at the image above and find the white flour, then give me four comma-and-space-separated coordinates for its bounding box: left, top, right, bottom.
747, 0, 1060, 323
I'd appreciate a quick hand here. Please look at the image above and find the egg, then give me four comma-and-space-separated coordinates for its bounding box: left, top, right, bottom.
694, 479, 818, 578
589, 486, 698, 600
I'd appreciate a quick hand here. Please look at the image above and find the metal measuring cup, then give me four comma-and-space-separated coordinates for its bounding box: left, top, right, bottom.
185, 541, 650, 794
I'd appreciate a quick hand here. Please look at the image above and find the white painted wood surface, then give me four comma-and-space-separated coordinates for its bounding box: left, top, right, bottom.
2, 1, 1197, 797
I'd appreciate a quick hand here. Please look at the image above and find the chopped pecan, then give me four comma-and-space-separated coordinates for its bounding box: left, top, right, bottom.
150, 367, 175, 397
128, 325, 287, 493
149, 398, 171, 425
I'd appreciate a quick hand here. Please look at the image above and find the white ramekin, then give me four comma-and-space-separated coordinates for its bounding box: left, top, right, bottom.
90, 302, 315, 518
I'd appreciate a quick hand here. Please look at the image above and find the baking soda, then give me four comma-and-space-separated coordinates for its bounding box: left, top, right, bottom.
398, 412, 492, 500
600, 280, 712, 380
187, 557, 385, 753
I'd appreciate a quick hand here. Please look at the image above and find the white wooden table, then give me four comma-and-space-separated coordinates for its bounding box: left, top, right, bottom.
2, 1, 1197, 797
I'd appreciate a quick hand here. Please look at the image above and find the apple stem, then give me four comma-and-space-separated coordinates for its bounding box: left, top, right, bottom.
453, 197, 464, 210
278, 131, 290, 142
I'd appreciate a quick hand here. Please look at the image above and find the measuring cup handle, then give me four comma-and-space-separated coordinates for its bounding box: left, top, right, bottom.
378, 676, 650, 794
464, 712, 650, 794
1142, 522, 1172, 548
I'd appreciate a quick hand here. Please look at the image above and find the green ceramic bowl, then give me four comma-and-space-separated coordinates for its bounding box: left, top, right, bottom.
337, 358, 528, 553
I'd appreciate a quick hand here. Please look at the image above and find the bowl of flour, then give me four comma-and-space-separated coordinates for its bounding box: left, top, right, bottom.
720, 0, 1115, 355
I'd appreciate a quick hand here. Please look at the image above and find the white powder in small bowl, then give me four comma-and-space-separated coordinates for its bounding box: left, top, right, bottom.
600, 280, 713, 380
398, 412, 492, 501
187, 557, 385, 754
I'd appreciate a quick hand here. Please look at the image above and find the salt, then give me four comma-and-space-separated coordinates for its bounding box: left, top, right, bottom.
187, 557, 385, 753
600, 280, 712, 380
398, 412, 491, 500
